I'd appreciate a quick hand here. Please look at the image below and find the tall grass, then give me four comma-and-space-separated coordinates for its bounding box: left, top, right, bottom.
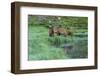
48, 36, 73, 47
28, 25, 88, 60
28, 26, 69, 60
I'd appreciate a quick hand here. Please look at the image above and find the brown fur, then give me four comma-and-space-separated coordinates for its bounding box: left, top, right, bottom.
49, 26, 72, 37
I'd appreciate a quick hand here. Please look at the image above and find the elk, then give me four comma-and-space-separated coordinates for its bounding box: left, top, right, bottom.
49, 26, 73, 37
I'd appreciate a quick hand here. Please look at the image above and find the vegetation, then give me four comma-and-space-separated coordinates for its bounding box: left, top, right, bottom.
28, 15, 88, 60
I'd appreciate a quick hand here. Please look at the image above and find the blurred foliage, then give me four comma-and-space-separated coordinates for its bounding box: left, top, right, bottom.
28, 15, 88, 28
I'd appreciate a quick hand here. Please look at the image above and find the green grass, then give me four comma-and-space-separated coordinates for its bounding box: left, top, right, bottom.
28, 25, 88, 60
28, 26, 70, 60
